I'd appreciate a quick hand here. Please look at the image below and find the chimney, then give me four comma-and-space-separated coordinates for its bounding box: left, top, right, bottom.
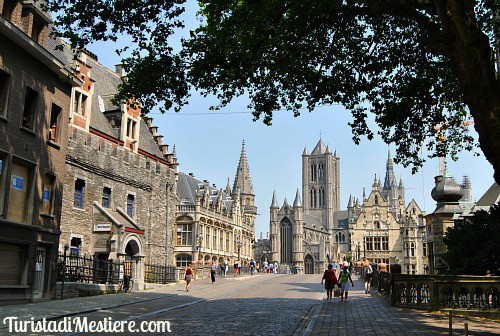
189, 173, 194, 177
115, 64, 125, 77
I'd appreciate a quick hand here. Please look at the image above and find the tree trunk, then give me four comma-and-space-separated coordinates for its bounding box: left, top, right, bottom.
443, 3, 500, 185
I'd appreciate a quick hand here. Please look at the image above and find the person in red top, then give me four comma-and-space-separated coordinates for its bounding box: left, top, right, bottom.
321, 264, 338, 302
184, 264, 193, 292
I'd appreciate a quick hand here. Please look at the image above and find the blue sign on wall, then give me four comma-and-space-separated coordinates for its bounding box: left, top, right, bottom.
12, 175, 24, 191
43, 188, 50, 201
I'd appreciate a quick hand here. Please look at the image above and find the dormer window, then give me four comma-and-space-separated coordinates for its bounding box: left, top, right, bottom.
126, 118, 137, 138
73, 91, 88, 116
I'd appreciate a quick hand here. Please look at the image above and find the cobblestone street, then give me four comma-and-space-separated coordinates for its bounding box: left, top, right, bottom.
0, 273, 498, 336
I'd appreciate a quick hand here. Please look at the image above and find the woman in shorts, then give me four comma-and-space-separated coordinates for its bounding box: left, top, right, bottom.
184, 264, 193, 291
339, 266, 354, 302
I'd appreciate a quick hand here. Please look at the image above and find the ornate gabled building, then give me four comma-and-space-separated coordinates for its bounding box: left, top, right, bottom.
173, 141, 255, 268
58, 48, 178, 290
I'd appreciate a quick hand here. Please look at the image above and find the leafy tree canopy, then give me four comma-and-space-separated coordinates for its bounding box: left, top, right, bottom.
43, 0, 500, 182
443, 203, 500, 276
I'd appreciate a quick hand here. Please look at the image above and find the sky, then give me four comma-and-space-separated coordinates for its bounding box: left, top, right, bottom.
85, 3, 495, 238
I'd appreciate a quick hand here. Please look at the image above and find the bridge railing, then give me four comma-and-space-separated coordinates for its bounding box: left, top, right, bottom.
384, 273, 500, 311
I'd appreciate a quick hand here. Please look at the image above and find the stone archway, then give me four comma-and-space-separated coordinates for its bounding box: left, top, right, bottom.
304, 254, 314, 274
123, 235, 144, 290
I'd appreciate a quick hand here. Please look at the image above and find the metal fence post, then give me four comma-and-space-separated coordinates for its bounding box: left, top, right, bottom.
60, 243, 69, 300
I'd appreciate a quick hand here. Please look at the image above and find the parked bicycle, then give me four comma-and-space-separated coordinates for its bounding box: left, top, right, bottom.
118, 274, 134, 293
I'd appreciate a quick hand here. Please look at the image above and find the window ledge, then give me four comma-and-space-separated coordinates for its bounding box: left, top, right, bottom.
72, 207, 85, 211
40, 213, 55, 219
20, 126, 36, 135
46, 140, 61, 150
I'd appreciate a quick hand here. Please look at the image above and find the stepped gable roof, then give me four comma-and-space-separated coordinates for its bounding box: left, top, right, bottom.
138, 119, 164, 158
311, 138, 327, 155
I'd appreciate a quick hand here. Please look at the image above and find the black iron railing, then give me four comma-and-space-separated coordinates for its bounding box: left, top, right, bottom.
144, 263, 177, 284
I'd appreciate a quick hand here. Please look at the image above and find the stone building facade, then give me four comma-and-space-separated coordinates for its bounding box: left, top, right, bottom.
0, 0, 81, 303
268, 139, 430, 275
58, 48, 178, 289
173, 141, 256, 268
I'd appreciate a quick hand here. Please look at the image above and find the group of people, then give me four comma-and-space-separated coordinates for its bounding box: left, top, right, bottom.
321, 260, 373, 302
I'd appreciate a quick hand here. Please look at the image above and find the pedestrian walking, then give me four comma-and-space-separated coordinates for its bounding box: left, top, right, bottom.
250, 259, 256, 275
321, 264, 338, 302
234, 261, 239, 276
256, 262, 260, 273
184, 263, 194, 292
269, 262, 274, 273
210, 261, 217, 284
364, 260, 373, 293
274, 262, 278, 274
224, 258, 229, 277
263, 260, 269, 273
339, 265, 354, 302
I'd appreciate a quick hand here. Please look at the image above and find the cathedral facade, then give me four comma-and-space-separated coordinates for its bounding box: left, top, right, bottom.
268, 138, 434, 275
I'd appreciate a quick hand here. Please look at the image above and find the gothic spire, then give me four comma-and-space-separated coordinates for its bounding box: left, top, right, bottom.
293, 189, 303, 208
232, 140, 254, 195
271, 191, 279, 208
225, 177, 231, 195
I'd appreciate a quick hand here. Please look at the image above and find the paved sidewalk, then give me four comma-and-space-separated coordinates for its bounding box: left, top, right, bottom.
0, 275, 253, 333
303, 275, 499, 336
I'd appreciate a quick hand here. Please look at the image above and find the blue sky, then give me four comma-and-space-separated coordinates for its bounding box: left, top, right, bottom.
86, 3, 495, 237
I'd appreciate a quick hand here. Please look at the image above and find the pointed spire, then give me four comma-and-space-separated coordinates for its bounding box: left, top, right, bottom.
232, 140, 254, 195
334, 149, 339, 159
311, 138, 327, 155
363, 188, 366, 200
372, 174, 379, 191
325, 145, 332, 154
271, 191, 279, 209
293, 189, 302, 208
302, 146, 309, 156
347, 194, 353, 208
283, 196, 289, 207
225, 177, 231, 195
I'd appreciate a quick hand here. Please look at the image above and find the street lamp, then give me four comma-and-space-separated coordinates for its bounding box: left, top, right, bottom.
196, 233, 203, 250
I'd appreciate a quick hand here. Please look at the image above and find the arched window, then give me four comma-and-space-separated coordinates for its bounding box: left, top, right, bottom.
410, 242, 415, 257
335, 233, 339, 242
375, 221, 380, 229
318, 188, 322, 207
280, 218, 293, 264
374, 195, 378, 205
176, 254, 192, 267
341, 233, 345, 242
322, 189, 326, 207
310, 189, 314, 207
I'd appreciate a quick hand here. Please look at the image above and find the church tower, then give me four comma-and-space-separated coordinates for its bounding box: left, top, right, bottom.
382, 148, 405, 209
302, 138, 340, 230
232, 141, 257, 228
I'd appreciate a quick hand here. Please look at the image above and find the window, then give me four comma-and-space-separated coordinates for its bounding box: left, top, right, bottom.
410, 242, 415, 257
7, 160, 34, 223
0, 69, 10, 118
220, 232, 224, 251
423, 243, 427, 257
206, 228, 210, 249
176, 224, 193, 246
70, 237, 82, 256
382, 236, 389, 251
102, 187, 111, 208
176, 254, 192, 268
375, 221, 380, 229
374, 195, 378, 205
126, 194, 135, 217
73, 91, 88, 116
126, 119, 137, 138
226, 233, 229, 251
213, 230, 217, 249
42, 174, 55, 215
74, 179, 85, 208
374, 236, 381, 250
48, 103, 62, 143
31, 14, 45, 44
22, 87, 38, 130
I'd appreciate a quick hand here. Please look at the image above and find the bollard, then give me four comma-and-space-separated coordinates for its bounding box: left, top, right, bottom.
464, 322, 468, 336
448, 312, 452, 336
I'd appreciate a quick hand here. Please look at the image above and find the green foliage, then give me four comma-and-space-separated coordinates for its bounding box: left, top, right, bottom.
443, 203, 500, 276
42, 0, 500, 175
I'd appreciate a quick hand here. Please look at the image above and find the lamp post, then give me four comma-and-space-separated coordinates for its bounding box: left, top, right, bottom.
61, 243, 69, 300
236, 236, 242, 262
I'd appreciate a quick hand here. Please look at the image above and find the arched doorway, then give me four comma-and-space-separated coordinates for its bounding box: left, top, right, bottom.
304, 254, 314, 274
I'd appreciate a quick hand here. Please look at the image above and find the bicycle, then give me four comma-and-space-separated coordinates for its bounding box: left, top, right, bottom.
118, 274, 134, 293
